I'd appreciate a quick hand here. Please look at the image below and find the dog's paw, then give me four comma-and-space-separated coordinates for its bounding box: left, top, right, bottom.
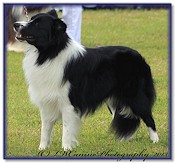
39, 145, 46, 150
38, 143, 50, 150
62, 145, 72, 151
148, 128, 159, 143
151, 133, 159, 143
62, 140, 79, 151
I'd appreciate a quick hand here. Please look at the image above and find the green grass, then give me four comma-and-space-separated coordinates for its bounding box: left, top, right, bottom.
6, 9, 170, 159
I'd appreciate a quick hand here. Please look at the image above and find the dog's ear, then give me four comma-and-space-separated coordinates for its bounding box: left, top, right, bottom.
54, 18, 67, 33
47, 9, 58, 18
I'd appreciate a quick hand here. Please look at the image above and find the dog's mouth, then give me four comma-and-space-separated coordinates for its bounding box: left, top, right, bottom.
15, 32, 35, 42
14, 22, 36, 43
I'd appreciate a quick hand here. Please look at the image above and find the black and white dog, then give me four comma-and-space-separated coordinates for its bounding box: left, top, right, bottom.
14, 9, 159, 151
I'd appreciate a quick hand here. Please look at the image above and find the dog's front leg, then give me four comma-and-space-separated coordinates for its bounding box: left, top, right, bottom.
38, 102, 60, 150
39, 119, 55, 150
62, 105, 81, 151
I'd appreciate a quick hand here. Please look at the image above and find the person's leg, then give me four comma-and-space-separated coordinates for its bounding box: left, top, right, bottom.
62, 5, 82, 43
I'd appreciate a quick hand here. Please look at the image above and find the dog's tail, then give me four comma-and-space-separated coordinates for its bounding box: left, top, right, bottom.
111, 108, 140, 140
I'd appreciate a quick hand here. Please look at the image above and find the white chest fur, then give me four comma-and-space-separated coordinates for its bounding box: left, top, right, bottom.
22, 41, 85, 107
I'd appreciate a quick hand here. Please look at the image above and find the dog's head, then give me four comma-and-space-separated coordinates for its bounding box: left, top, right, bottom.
13, 9, 67, 49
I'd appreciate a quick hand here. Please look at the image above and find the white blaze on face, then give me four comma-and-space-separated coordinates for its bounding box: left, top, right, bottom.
13, 21, 28, 33
15, 21, 28, 26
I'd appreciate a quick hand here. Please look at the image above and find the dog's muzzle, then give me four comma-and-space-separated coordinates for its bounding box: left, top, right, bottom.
13, 21, 35, 42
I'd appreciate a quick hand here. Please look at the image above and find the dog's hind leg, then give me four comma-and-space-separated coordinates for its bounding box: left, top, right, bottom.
128, 93, 159, 143
139, 114, 159, 143
61, 105, 81, 151
38, 101, 61, 150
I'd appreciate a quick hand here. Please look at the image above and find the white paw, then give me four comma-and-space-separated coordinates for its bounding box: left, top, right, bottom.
151, 133, 159, 143
39, 145, 47, 150
62, 143, 72, 151
148, 127, 159, 143
38, 142, 50, 150
62, 140, 79, 151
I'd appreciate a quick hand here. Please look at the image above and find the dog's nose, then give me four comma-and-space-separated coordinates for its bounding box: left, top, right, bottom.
14, 22, 24, 31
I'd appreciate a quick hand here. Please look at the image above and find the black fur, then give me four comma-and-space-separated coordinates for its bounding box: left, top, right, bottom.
64, 46, 152, 111
111, 113, 141, 139
64, 46, 156, 136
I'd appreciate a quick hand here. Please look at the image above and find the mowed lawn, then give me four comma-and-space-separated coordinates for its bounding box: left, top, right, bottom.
6, 9, 170, 159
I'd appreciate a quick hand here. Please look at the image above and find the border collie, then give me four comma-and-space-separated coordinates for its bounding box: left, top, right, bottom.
14, 9, 159, 151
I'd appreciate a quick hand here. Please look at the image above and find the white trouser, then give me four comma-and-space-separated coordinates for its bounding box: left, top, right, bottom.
62, 5, 82, 44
